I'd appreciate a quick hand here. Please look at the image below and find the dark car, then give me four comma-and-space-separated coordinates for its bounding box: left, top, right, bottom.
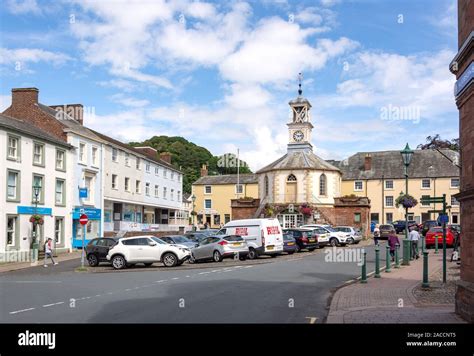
392, 220, 418, 233
422, 220, 439, 236
282, 232, 297, 254
86, 237, 118, 266
283, 228, 319, 252
379, 224, 396, 239
159, 235, 197, 249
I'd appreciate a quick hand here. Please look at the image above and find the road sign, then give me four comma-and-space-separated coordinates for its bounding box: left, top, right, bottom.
79, 187, 88, 199
438, 214, 449, 224
420, 197, 444, 204
79, 214, 88, 225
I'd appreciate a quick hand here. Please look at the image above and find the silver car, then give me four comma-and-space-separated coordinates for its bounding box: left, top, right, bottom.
191, 235, 249, 263
334, 226, 362, 244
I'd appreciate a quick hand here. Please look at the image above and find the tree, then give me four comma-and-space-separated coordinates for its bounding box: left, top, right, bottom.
417, 134, 459, 151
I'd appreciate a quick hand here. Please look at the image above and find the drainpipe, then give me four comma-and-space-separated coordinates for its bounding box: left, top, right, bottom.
381, 175, 385, 224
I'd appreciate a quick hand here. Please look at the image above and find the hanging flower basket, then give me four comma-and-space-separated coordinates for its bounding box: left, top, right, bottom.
395, 194, 418, 209
299, 204, 313, 217
265, 205, 274, 217
29, 214, 44, 225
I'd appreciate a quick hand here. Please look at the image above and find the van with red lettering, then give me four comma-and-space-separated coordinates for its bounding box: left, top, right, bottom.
216, 218, 284, 259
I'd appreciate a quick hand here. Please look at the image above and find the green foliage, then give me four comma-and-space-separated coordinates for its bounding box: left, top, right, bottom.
129, 136, 252, 193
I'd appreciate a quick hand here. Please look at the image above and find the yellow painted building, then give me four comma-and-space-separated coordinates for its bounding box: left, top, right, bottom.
337, 149, 460, 225
191, 171, 258, 228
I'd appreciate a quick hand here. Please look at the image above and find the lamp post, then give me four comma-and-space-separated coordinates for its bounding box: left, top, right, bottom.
191, 194, 196, 231
32, 183, 41, 261
400, 143, 414, 265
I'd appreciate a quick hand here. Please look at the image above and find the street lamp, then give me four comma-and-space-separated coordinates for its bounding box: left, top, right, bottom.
32, 183, 41, 260
191, 194, 196, 231
400, 143, 414, 263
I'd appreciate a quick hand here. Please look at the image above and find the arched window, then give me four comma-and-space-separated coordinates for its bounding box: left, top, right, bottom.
319, 173, 327, 196
264, 175, 269, 196
287, 174, 297, 182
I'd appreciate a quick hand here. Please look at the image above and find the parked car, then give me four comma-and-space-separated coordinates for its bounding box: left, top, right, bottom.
85, 237, 118, 267
334, 226, 362, 244
301, 224, 350, 246
282, 232, 297, 254
184, 232, 209, 243
107, 236, 191, 269
391, 220, 418, 234
379, 224, 395, 239
425, 227, 456, 248
217, 218, 284, 259
421, 220, 439, 236
283, 228, 319, 252
158, 235, 198, 249
191, 235, 249, 262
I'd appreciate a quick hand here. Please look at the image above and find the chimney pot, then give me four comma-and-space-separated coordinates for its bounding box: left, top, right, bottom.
11, 87, 39, 107
159, 152, 172, 164
364, 154, 372, 171
200, 164, 208, 177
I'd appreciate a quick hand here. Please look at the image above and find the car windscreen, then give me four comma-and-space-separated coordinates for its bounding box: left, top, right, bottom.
151, 237, 167, 244
380, 225, 392, 230
430, 228, 443, 233
324, 226, 336, 232
172, 236, 190, 243
283, 234, 293, 241
223, 235, 244, 242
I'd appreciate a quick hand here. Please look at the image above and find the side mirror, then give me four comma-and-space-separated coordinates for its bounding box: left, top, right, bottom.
149, 242, 157, 246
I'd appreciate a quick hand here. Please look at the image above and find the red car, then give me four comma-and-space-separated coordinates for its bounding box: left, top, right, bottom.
425, 227, 456, 248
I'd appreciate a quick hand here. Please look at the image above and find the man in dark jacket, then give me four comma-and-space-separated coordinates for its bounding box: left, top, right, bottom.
387, 231, 400, 262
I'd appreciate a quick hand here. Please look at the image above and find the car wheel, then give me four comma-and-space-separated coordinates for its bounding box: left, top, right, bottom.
308, 248, 316, 251
87, 254, 99, 267
354, 241, 360, 244
287, 251, 295, 255
330, 238, 338, 247
213, 250, 223, 262
248, 248, 258, 260
112, 255, 126, 270
346, 238, 354, 245
270, 254, 278, 258
162, 253, 178, 267
144, 263, 153, 267
295, 245, 301, 253
189, 254, 196, 263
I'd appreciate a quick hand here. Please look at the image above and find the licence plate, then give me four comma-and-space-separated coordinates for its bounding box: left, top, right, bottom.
267, 245, 274, 250
309, 238, 315, 242
232, 243, 242, 246
287, 242, 295, 246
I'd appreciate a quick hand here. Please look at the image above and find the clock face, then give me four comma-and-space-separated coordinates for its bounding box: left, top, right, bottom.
293, 130, 304, 142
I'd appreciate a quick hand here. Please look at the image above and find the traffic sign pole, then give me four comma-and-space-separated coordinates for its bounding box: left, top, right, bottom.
442, 194, 447, 283
79, 214, 89, 269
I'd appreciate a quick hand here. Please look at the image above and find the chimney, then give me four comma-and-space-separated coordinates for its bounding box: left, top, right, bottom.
364, 154, 372, 171
160, 152, 172, 164
49, 104, 83, 125
12, 88, 39, 107
135, 146, 158, 157
200, 164, 208, 177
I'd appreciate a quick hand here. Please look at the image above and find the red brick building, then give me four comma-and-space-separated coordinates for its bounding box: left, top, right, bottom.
450, 0, 474, 322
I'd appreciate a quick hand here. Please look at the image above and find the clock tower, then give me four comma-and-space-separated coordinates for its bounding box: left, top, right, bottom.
287, 73, 313, 152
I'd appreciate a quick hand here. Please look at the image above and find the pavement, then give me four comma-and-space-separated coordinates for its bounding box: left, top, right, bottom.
326, 247, 466, 323
0, 250, 83, 273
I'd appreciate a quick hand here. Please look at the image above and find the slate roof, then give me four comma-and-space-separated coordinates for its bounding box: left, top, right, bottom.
335, 149, 460, 180
193, 174, 258, 185
0, 113, 72, 148
256, 150, 340, 174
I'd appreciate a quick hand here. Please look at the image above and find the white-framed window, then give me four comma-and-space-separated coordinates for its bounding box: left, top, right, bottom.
136, 180, 141, 194
146, 161, 150, 173
83, 174, 94, 204
205, 185, 212, 194
33, 142, 45, 166
145, 182, 150, 196
91, 146, 98, 166
125, 152, 130, 167
163, 187, 167, 199
6, 215, 18, 247
385, 180, 394, 190
386, 212, 393, 223
55, 179, 65, 206
163, 169, 167, 178
319, 174, 327, 196
178, 175, 181, 182
421, 179, 431, 189
78, 142, 86, 164
170, 189, 174, 200
136, 157, 141, 170
7, 135, 19, 160
154, 185, 159, 198
112, 148, 118, 162
235, 184, 243, 194
451, 196, 460, 206
204, 199, 212, 209
177, 191, 181, 202
112, 174, 118, 190
125, 177, 130, 192
7, 170, 19, 201
385, 196, 394, 207
32, 174, 44, 204
155, 166, 159, 175
54, 217, 64, 245
171, 171, 174, 180
56, 149, 65, 171
421, 195, 431, 207
354, 181, 363, 191
451, 178, 460, 188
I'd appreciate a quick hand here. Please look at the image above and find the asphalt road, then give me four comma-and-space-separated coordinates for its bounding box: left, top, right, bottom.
0, 241, 390, 323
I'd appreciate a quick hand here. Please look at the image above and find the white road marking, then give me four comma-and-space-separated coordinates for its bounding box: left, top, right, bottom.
186, 275, 191, 278
155, 280, 166, 283
242, 265, 253, 269
199, 271, 211, 275
42, 301, 64, 308
125, 288, 132, 291
95, 294, 102, 297
171, 277, 179, 280
9, 307, 35, 314
306, 317, 318, 324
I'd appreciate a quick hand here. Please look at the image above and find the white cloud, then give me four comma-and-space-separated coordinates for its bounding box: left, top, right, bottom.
0, 94, 12, 112
6, 0, 41, 14
0, 48, 71, 66
108, 93, 150, 108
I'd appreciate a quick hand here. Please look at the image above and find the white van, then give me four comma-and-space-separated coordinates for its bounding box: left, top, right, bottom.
217, 218, 284, 259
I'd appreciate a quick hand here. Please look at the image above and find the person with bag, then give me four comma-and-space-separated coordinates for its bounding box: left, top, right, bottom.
43, 238, 58, 267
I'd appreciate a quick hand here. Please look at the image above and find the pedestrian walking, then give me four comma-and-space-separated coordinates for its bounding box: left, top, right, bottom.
43, 238, 58, 267
409, 226, 420, 259
387, 231, 400, 262
373, 224, 380, 245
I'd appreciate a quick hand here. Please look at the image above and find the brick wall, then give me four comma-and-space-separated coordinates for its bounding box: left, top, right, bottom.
231, 198, 260, 220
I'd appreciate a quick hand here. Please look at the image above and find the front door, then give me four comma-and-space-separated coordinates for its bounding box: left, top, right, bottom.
285, 182, 297, 203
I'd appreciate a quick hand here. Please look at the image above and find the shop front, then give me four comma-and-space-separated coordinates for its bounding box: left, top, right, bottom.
72, 207, 102, 248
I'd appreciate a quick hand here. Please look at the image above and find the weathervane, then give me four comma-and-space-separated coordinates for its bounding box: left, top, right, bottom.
298, 72, 303, 96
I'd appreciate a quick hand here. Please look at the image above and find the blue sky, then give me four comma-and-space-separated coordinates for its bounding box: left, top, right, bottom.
0, 0, 458, 170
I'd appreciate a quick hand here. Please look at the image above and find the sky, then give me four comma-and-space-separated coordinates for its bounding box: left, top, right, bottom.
0, 0, 459, 171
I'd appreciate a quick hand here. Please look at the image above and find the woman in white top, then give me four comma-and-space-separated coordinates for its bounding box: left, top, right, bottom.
373, 224, 380, 245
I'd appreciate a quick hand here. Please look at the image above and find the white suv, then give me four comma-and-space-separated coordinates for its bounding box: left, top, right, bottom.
107, 236, 191, 269
301, 224, 351, 246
